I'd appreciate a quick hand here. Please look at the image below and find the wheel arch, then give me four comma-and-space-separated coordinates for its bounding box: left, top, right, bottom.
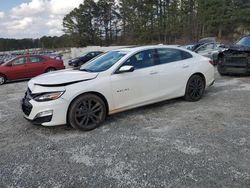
184, 73, 206, 101
66, 91, 110, 124
45, 67, 56, 72
0, 73, 7, 80
188, 72, 206, 87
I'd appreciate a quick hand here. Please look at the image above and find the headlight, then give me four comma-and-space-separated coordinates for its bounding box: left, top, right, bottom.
34, 91, 65, 102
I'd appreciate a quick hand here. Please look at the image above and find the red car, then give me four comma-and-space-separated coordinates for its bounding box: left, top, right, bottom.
0, 55, 65, 85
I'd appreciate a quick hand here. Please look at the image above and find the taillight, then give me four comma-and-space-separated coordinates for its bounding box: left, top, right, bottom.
209, 60, 214, 66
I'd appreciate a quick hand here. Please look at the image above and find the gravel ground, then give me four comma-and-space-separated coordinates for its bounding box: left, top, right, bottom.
0, 71, 250, 188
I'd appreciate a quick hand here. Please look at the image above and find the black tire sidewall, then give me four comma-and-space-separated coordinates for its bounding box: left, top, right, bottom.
68, 94, 106, 131
185, 75, 205, 102
0, 75, 6, 85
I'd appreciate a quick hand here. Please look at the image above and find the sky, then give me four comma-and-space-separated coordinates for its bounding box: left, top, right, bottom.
0, 0, 83, 39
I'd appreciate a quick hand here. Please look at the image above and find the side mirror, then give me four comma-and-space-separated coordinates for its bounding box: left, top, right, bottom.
116, 65, 135, 74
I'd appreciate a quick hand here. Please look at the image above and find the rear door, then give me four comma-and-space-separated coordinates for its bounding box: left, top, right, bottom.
7, 57, 29, 80
27, 55, 46, 77
154, 48, 194, 98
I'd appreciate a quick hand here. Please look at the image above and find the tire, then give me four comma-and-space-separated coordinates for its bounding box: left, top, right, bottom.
68, 94, 107, 131
184, 75, 205, 102
0, 74, 6, 85
45, 67, 56, 73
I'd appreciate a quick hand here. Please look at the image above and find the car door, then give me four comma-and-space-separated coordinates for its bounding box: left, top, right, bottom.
7, 57, 29, 80
154, 48, 194, 99
110, 49, 159, 110
27, 55, 46, 77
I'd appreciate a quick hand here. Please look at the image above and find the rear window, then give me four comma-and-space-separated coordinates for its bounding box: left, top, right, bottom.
157, 48, 192, 64
181, 50, 193, 59
30, 56, 44, 63
157, 48, 182, 64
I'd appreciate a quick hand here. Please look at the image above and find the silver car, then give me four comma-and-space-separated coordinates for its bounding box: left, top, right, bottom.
194, 42, 224, 65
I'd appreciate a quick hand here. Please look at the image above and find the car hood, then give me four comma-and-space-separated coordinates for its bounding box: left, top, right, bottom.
225, 44, 250, 52
31, 69, 98, 87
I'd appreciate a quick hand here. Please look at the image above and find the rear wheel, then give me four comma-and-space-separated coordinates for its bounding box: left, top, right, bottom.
68, 94, 106, 131
0, 74, 6, 85
45, 67, 56, 73
184, 75, 205, 102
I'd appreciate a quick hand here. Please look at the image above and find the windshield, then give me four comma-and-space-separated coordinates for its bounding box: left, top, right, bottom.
80, 52, 88, 57
237, 36, 250, 47
80, 51, 127, 72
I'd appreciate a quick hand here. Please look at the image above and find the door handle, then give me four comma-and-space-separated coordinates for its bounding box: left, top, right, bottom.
182, 65, 189, 69
150, 71, 158, 75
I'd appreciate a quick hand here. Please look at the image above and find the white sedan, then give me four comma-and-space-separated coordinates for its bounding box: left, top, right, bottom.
21, 45, 214, 131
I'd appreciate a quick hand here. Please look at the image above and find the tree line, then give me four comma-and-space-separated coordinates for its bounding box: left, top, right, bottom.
0, 35, 74, 52
1, 0, 249, 51
63, 0, 250, 46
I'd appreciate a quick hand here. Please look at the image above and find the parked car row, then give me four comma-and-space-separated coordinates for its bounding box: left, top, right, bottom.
0, 55, 65, 85
0, 50, 63, 63
68, 51, 103, 67
0, 50, 105, 85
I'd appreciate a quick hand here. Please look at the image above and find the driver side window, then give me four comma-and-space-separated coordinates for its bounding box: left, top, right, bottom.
12, 57, 26, 66
123, 50, 156, 69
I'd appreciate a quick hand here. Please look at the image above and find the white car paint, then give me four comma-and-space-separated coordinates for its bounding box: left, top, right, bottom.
22, 45, 215, 126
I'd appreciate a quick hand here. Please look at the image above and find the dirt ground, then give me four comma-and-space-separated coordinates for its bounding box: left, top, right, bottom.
0, 70, 249, 188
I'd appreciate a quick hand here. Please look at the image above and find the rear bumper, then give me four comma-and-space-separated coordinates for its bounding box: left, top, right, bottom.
221, 53, 250, 74
221, 65, 250, 75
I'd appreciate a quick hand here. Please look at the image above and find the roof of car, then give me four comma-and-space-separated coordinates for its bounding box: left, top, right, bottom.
116, 45, 182, 52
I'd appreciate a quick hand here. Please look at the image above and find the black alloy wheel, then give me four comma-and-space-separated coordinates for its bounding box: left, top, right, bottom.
68, 94, 106, 131
184, 75, 205, 101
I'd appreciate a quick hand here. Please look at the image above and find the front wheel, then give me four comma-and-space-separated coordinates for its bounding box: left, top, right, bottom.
184, 75, 205, 102
45, 68, 56, 73
68, 94, 107, 131
0, 75, 6, 85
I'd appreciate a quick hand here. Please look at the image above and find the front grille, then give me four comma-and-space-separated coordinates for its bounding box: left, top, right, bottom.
22, 99, 33, 116
21, 88, 33, 116
225, 53, 249, 67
